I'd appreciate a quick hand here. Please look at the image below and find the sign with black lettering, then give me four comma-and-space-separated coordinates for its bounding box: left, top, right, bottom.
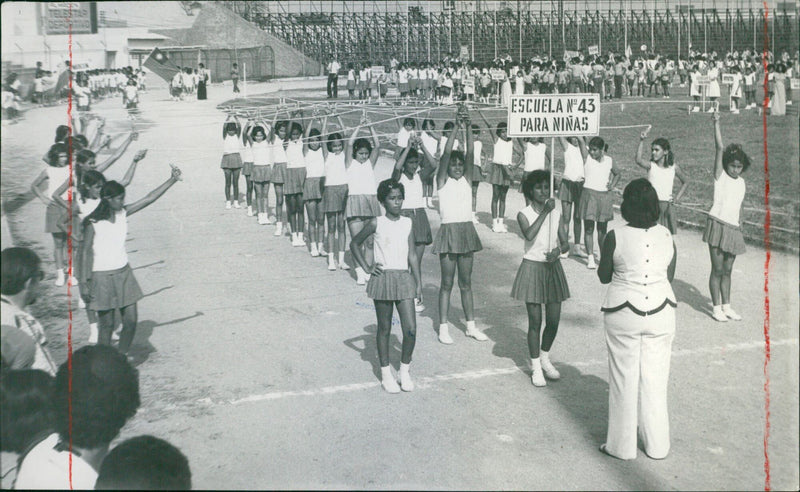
508, 94, 600, 137
43, 2, 97, 35
721, 73, 735, 85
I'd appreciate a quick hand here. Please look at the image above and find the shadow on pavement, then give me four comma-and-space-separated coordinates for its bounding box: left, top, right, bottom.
129, 311, 204, 366
343, 323, 403, 380
672, 277, 711, 316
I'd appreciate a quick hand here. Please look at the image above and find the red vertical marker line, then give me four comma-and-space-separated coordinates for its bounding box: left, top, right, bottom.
67, 3, 74, 489
760, 3, 771, 491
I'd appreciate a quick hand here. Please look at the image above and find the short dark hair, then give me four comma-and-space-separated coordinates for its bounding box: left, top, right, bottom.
1, 247, 42, 296
47, 142, 68, 166
96, 435, 191, 490
403, 117, 416, 128
377, 178, 404, 203
0, 369, 55, 453
327, 132, 343, 152
495, 122, 508, 136
352, 137, 373, 158
53, 345, 140, 449
620, 178, 660, 228
588, 136, 608, 151
521, 170, 550, 201
722, 143, 751, 173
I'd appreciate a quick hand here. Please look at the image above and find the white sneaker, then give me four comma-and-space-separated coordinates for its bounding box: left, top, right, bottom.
438, 325, 454, 345
381, 375, 401, 394
68, 276, 79, 287
731, 109, 739, 114
88, 323, 98, 345
492, 222, 502, 233
531, 368, 547, 387
472, 213, 480, 224
226, 201, 232, 209
586, 256, 597, 269
233, 201, 241, 209
559, 251, 569, 259
297, 234, 306, 247
414, 298, 425, 312
273, 222, 283, 236
466, 327, 488, 341
257, 213, 266, 225
541, 358, 561, 380
265, 215, 274, 225
318, 243, 327, 256
339, 261, 350, 271
328, 258, 337, 271
55, 270, 65, 287
356, 269, 367, 286
247, 206, 254, 217
691, 106, 700, 113
711, 308, 728, 322
399, 365, 414, 392
310, 244, 320, 257
723, 306, 743, 321
499, 222, 508, 233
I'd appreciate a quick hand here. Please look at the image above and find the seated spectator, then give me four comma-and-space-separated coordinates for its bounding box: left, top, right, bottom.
0, 369, 55, 489
95, 435, 192, 490
1, 247, 57, 375
15, 345, 140, 489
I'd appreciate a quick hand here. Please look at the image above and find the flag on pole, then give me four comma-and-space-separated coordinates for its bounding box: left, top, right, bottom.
143, 48, 180, 83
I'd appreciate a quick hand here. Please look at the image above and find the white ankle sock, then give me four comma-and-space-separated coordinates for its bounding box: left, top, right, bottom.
338, 251, 346, 264
531, 358, 542, 371
466, 320, 477, 331
541, 350, 551, 363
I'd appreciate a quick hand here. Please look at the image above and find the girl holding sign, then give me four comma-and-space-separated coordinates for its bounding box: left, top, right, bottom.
512, 170, 570, 387
578, 137, 620, 269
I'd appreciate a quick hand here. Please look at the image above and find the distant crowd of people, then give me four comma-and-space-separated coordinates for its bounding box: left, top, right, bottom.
321, 48, 797, 115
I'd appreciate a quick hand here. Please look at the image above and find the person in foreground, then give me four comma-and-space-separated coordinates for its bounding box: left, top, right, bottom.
95, 435, 191, 490
597, 178, 677, 460
14, 345, 141, 489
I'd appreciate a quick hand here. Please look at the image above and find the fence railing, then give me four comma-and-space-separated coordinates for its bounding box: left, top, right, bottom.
241, 7, 798, 67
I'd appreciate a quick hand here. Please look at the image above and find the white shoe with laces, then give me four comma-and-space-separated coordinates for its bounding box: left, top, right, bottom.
273, 222, 283, 236
723, 306, 742, 321
226, 201, 232, 209
233, 201, 241, 209
531, 368, 547, 387
540, 355, 561, 380
438, 324, 454, 345
586, 256, 597, 270
247, 206, 254, 217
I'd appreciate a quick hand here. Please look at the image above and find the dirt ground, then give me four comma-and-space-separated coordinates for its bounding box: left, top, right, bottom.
1, 78, 798, 490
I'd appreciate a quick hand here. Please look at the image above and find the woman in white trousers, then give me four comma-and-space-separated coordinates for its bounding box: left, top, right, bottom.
597, 178, 677, 460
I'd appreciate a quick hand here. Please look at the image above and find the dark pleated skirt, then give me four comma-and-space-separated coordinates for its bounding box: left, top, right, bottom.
433, 222, 483, 254
366, 269, 417, 301
510, 259, 571, 304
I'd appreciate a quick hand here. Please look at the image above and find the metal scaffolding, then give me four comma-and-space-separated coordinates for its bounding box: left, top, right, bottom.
223, 1, 799, 66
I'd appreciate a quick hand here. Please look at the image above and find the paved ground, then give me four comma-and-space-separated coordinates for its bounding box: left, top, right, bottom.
2, 79, 798, 490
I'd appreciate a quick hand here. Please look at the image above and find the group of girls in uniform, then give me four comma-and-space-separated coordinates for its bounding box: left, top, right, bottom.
211, 104, 751, 395
31, 120, 183, 358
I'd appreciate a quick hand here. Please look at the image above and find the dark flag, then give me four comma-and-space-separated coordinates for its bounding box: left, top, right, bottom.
143, 48, 180, 83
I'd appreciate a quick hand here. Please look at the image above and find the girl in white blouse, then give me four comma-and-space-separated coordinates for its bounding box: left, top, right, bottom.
350, 179, 422, 393
634, 131, 689, 235
702, 111, 750, 322
512, 171, 570, 387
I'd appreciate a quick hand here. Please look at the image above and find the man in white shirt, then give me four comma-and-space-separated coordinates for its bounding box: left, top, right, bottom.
327, 57, 341, 98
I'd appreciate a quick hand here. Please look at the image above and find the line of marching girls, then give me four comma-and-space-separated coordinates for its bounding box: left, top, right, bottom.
216, 103, 751, 407
28, 116, 183, 363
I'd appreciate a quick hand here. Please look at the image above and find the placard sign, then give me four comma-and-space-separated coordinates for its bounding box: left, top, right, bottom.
588, 45, 599, 56
721, 73, 735, 85
696, 75, 710, 86
43, 2, 98, 35
563, 50, 579, 61
459, 45, 470, 60
462, 78, 475, 94
371, 65, 385, 76
790, 78, 800, 90
508, 94, 600, 137
490, 69, 506, 81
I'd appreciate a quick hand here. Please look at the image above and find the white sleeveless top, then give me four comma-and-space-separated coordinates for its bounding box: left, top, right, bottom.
562, 143, 585, 182
439, 135, 460, 152
421, 132, 438, 157
492, 138, 514, 165
271, 137, 287, 163
324, 152, 347, 186
91, 210, 128, 272
78, 197, 100, 221
305, 148, 325, 178
647, 163, 676, 201
602, 225, 676, 312
708, 171, 746, 226
286, 140, 305, 169
438, 177, 472, 224
397, 128, 412, 148
241, 141, 253, 163
473, 140, 483, 167
374, 215, 412, 271
223, 134, 240, 155
46, 166, 71, 200
251, 140, 272, 166
519, 204, 562, 262
399, 172, 424, 209
346, 159, 377, 196
523, 142, 547, 172
584, 155, 613, 191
